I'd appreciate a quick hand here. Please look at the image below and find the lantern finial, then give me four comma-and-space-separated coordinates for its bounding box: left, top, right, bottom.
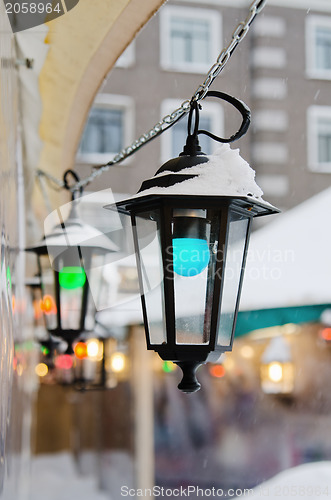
176, 361, 202, 393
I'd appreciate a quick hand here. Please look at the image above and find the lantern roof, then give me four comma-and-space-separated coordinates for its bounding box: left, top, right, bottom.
261, 336, 292, 364
28, 204, 118, 255
109, 144, 279, 217
136, 145, 264, 198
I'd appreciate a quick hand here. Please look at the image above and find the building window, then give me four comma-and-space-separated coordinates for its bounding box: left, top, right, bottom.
115, 43, 135, 68
77, 95, 134, 164
160, 99, 223, 163
307, 106, 331, 172
306, 16, 331, 79
160, 6, 221, 73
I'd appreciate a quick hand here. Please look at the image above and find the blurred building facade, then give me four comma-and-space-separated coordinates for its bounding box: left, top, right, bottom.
75, 0, 331, 214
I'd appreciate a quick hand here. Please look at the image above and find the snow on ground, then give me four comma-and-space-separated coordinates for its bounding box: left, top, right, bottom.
241, 462, 331, 499
29, 452, 109, 500
29, 453, 331, 500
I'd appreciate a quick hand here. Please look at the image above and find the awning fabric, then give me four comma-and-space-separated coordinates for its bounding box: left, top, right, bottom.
235, 304, 331, 338
16, 0, 166, 227
240, 187, 331, 311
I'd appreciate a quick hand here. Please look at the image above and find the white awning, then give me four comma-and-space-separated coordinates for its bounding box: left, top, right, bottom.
240, 187, 331, 311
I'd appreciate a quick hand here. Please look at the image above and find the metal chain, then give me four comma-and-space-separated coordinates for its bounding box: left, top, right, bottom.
191, 0, 266, 101
73, 100, 191, 192
36, 168, 65, 189
38, 0, 267, 194
36, 172, 54, 213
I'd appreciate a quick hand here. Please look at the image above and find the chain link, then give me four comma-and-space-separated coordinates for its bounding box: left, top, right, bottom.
74, 99, 191, 191
191, 0, 266, 102
36, 168, 65, 189
38, 0, 267, 194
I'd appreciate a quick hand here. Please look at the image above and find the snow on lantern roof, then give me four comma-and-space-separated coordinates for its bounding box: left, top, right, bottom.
131, 144, 267, 201
28, 204, 118, 255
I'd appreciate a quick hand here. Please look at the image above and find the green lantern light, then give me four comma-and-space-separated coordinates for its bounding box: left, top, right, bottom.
6, 266, 12, 291
162, 361, 176, 373
59, 266, 86, 289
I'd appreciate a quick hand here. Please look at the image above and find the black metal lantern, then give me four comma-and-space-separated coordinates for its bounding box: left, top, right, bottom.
28, 174, 117, 345
106, 92, 279, 393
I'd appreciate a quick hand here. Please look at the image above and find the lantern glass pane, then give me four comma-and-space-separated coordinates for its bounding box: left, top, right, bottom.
217, 213, 249, 347
84, 254, 105, 331
174, 268, 209, 344
39, 254, 57, 330
134, 210, 166, 345
172, 211, 212, 345
57, 255, 85, 331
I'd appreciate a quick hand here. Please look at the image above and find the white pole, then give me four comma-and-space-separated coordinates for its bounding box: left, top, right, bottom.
132, 326, 155, 498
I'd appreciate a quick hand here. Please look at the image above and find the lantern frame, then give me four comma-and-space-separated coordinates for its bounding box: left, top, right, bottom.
112, 192, 278, 392
116, 194, 276, 383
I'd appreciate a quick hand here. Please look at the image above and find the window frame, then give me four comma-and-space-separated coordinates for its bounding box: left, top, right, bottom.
77, 94, 134, 164
160, 5, 222, 74
160, 98, 224, 163
307, 105, 331, 172
306, 15, 331, 80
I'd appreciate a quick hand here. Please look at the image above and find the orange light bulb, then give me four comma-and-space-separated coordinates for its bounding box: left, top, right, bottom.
42, 295, 57, 315
321, 328, 331, 341
74, 342, 88, 360
209, 365, 226, 378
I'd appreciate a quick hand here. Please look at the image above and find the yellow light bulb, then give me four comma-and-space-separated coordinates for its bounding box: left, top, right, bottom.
268, 362, 283, 383
110, 352, 126, 373
87, 339, 100, 358
35, 363, 48, 377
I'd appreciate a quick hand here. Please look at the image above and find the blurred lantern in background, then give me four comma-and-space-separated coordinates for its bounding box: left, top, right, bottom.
72, 337, 105, 390
107, 93, 279, 393
260, 336, 295, 395
27, 177, 118, 346
105, 341, 129, 385
55, 337, 129, 390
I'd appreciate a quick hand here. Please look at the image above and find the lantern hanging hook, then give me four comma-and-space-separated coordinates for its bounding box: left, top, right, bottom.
181, 100, 203, 156
197, 91, 251, 144
183, 91, 250, 156
63, 169, 84, 200
187, 99, 201, 138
